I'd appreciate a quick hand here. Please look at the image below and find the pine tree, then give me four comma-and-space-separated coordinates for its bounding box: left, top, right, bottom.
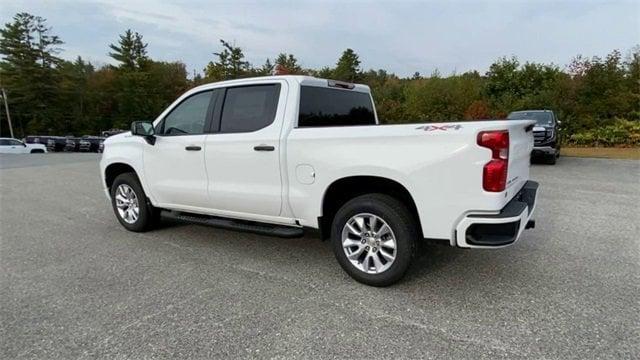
108, 29, 148, 70
333, 48, 361, 82
275, 53, 302, 74
58, 56, 95, 134
204, 39, 249, 81
0, 12, 63, 135
260, 58, 274, 75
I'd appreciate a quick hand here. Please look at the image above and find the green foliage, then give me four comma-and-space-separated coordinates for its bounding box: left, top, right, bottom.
333, 48, 361, 82
258, 58, 274, 75
108, 29, 148, 70
484, 57, 566, 115
403, 72, 484, 121
0, 11, 638, 148
275, 53, 303, 74
0, 22, 191, 136
567, 119, 640, 146
204, 39, 250, 81
0, 13, 63, 134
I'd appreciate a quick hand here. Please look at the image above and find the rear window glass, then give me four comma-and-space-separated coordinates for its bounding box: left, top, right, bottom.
298, 86, 376, 127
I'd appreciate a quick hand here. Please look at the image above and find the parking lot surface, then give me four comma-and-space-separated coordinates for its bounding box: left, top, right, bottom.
1, 153, 639, 359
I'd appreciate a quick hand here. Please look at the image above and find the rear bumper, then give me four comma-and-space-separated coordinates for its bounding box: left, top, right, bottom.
454, 181, 539, 248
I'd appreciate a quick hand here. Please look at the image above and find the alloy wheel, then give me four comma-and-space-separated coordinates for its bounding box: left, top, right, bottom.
341, 213, 397, 274
115, 184, 140, 224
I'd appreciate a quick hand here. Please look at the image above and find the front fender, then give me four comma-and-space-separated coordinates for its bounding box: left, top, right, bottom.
99, 136, 156, 204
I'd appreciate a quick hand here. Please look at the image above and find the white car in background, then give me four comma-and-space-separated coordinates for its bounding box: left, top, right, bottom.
0, 138, 47, 154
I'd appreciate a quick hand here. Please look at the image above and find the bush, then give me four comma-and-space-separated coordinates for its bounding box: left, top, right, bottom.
566, 119, 640, 146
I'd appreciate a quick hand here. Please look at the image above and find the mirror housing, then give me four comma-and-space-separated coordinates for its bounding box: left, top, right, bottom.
131, 121, 155, 136
131, 121, 156, 145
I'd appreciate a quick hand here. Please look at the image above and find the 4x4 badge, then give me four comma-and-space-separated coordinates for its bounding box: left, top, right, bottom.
416, 124, 463, 131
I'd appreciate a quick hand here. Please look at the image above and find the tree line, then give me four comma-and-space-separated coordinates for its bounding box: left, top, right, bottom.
0, 12, 638, 145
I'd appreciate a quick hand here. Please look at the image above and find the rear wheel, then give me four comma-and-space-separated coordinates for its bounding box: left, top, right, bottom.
331, 194, 417, 286
110, 173, 159, 232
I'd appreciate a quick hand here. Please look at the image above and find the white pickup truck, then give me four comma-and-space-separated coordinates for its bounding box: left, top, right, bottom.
100, 75, 539, 286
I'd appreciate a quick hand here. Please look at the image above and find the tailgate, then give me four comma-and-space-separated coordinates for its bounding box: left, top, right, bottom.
507, 120, 535, 193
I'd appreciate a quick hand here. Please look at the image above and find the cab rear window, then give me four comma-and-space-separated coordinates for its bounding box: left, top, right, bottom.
298, 86, 376, 127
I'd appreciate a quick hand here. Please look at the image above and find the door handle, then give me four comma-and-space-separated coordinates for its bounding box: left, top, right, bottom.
253, 145, 275, 151
185, 145, 201, 151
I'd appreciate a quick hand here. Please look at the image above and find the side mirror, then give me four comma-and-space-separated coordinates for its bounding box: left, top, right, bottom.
22, 143, 27, 147
131, 121, 155, 136
131, 121, 156, 145
557, 120, 562, 125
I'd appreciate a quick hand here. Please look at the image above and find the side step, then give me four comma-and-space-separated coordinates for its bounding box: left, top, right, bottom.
162, 211, 304, 238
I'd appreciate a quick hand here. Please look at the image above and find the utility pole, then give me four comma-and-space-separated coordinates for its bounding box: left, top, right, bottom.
1, 88, 14, 138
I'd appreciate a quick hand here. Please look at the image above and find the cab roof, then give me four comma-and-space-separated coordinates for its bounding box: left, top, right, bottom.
191, 75, 371, 94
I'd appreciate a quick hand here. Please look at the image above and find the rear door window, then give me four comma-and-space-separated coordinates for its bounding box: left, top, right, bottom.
298, 86, 376, 127
219, 84, 281, 133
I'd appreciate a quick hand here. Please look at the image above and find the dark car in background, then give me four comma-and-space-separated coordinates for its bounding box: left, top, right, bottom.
46, 137, 67, 152
507, 110, 561, 164
78, 136, 104, 152
64, 137, 82, 152
25, 135, 54, 145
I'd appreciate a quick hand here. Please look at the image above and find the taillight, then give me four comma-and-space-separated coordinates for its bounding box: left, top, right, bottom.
477, 130, 509, 192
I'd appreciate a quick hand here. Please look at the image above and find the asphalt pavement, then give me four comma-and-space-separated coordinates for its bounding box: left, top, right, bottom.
1, 153, 639, 359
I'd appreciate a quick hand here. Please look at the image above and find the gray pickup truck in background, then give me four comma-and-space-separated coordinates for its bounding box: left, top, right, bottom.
508, 110, 561, 164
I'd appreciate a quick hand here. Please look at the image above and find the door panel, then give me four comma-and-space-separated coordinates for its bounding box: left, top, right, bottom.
143, 90, 215, 208
204, 83, 285, 217
143, 135, 208, 207
10, 140, 26, 153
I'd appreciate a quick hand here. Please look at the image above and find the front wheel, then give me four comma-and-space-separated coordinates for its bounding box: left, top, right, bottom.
546, 154, 557, 165
110, 173, 159, 232
331, 194, 417, 287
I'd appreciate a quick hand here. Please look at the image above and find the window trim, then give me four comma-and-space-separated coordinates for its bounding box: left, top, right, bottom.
214, 83, 282, 134
155, 89, 218, 137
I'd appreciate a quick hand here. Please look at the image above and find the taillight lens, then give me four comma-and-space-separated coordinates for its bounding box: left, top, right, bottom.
477, 130, 509, 192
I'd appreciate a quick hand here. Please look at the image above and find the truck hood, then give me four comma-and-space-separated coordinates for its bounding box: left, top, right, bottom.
104, 131, 132, 144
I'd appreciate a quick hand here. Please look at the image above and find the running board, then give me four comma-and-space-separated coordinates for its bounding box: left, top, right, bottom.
162, 211, 304, 238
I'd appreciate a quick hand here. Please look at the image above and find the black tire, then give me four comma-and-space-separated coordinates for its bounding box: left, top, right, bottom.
110, 172, 160, 232
331, 193, 417, 287
30, 149, 44, 153
546, 154, 557, 165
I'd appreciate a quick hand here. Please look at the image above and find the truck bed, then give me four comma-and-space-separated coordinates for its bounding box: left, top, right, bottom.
285, 120, 535, 239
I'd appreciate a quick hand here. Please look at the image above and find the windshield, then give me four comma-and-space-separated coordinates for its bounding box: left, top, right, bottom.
507, 111, 554, 126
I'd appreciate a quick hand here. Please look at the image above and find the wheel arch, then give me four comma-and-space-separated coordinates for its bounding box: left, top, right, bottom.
104, 162, 139, 190
319, 175, 422, 240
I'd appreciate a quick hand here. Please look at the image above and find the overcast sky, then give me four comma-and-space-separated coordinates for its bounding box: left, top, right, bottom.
1, 0, 638, 77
